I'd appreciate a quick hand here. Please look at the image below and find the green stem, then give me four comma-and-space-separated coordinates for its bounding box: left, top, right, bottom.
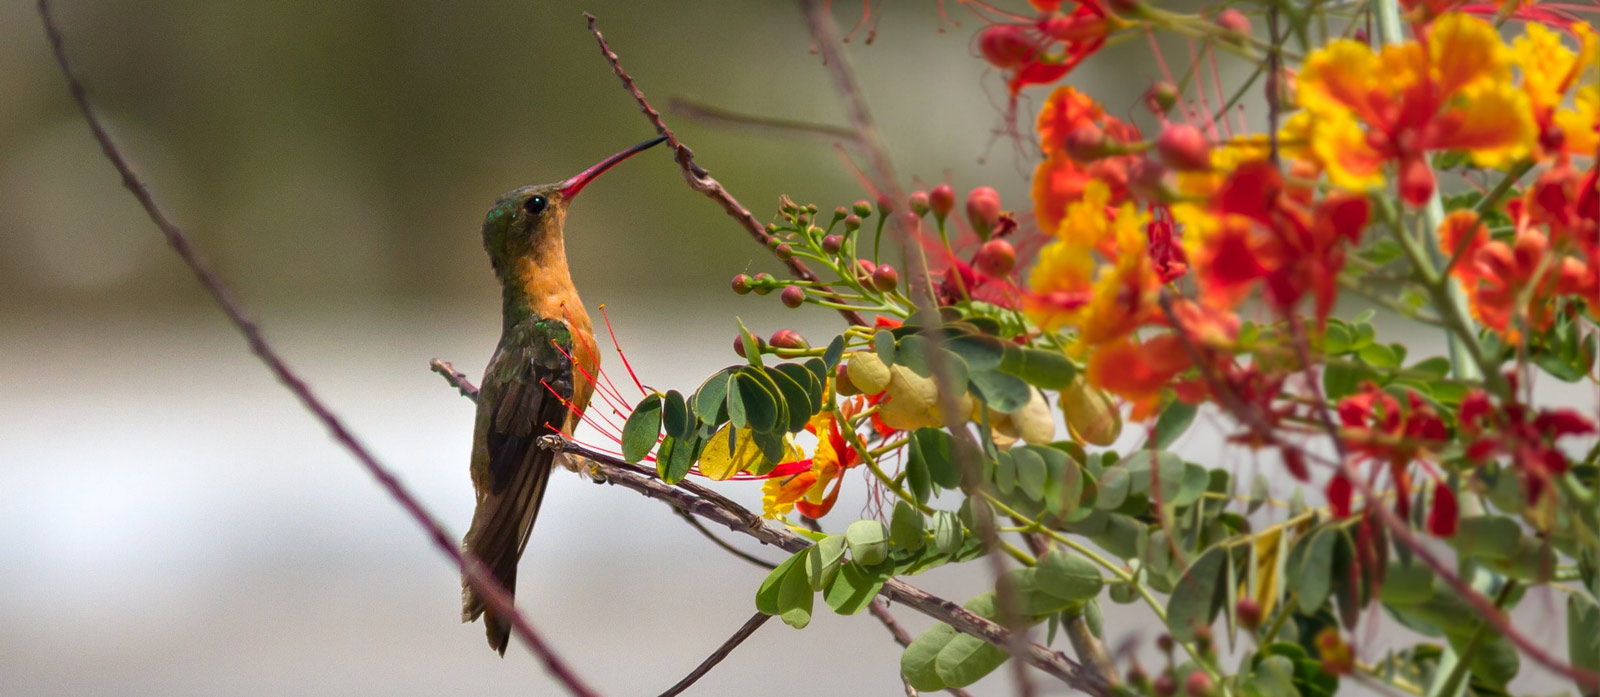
1431, 581, 1519, 697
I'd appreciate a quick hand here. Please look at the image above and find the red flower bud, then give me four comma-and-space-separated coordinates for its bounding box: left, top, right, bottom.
876, 194, 896, 215
975, 239, 1017, 277
752, 272, 776, 295
835, 363, 861, 396
909, 190, 931, 217
1063, 125, 1109, 161
768, 329, 808, 349
774, 243, 794, 260
1185, 671, 1214, 697
822, 235, 844, 254
1215, 9, 1251, 37
1399, 156, 1435, 207
966, 186, 1003, 238
780, 285, 806, 308
1236, 598, 1262, 629
978, 24, 1036, 70
1155, 634, 1174, 653
872, 264, 900, 292
731, 273, 754, 295
734, 334, 764, 357
929, 184, 956, 219
1153, 674, 1177, 697
853, 200, 873, 217
1427, 482, 1458, 537
1144, 82, 1179, 115
1157, 124, 1212, 171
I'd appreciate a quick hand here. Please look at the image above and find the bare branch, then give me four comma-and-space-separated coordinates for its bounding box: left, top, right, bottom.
656, 612, 772, 697
430, 359, 480, 400
39, 4, 597, 693
582, 12, 867, 328
666, 97, 861, 145
674, 509, 777, 570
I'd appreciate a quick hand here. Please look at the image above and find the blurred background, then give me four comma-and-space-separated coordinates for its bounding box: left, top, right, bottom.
0, 1, 1586, 695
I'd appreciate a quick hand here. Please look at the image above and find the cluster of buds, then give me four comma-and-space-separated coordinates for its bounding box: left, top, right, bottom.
729, 196, 902, 314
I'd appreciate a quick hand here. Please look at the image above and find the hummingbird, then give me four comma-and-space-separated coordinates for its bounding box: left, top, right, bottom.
461, 135, 665, 655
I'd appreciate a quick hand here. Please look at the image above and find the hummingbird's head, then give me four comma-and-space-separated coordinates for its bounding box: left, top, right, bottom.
481, 136, 666, 278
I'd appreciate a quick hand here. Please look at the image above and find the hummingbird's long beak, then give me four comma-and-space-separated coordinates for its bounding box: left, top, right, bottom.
559, 136, 668, 199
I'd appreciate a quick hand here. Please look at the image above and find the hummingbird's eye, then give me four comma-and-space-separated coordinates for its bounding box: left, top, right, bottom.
523, 195, 548, 216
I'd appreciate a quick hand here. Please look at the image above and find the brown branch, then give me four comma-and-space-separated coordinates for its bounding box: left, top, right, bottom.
582, 12, 867, 328
675, 509, 777, 570
667, 97, 861, 145
656, 612, 772, 697
38, 4, 598, 693
430, 359, 480, 400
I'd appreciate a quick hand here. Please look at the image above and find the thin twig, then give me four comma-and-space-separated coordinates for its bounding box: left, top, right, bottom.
38, 4, 598, 693
675, 509, 777, 570
582, 13, 867, 328
430, 359, 480, 400
667, 97, 861, 145
656, 612, 772, 697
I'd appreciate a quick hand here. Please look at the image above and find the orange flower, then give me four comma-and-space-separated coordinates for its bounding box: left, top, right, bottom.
1514, 22, 1598, 156
760, 409, 861, 519
1031, 87, 1140, 233
1025, 182, 1159, 344
1297, 13, 1536, 204
1086, 334, 1190, 419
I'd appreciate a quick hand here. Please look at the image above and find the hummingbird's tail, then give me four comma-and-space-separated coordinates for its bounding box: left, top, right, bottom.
460, 448, 555, 656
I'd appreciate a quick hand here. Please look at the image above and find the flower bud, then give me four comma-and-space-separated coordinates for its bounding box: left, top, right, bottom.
1012, 388, 1057, 445
909, 190, 931, 217
1062, 377, 1122, 446
1192, 625, 1213, 654
1144, 82, 1179, 115
1399, 156, 1435, 206
978, 24, 1036, 70
774, 243, 794, 260
822, 235, 844, 254
1129, 158, 1174, 202
843, 214, 862, 232
1215, 9, 1251, 38
1063, 125, 1109, 161
769, 329, 808, 349
731, 273, 754, 295
853, 200, 873, 217
1156, 124, 1212, 172
778, 195, 798, 214
929, 184, 956, 220
1236, 598, 1263, 629
855, 259, 877, 284
752, 272, 776, 295
1353, 27, 1369, 43
832, 206, 849, 224
872, 264, 900, 292
780, 285, 806, 308
1155, 634, 1174, 652
734, 334, 764, 357
975, 239, 1016, 277
876, 194, 895, 216
966, 186, 1003, 239
795, 212, 810, 227
1185, 671, 1214, 697
1153, 673, 1177, 697
765, 223, 780, 234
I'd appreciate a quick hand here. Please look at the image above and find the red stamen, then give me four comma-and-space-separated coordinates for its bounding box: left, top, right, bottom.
599, 305, 649, 398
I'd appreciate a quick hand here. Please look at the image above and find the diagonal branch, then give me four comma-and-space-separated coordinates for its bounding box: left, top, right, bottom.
582, 12, 867, 328
656, 612, 772, 697
39, 4, 597, 694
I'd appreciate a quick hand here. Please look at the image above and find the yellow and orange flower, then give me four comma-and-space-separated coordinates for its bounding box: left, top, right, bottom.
1031, 87, 1142, 233
760, 408, 862, 519
1513, 21, 1598, 157
1025, 181, 1158, 344
1296, 13, 1537, 204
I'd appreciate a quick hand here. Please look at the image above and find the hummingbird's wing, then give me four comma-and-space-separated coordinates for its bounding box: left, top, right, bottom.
461, 320, 575, 656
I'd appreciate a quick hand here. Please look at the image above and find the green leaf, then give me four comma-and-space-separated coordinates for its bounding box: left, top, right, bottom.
1322, 322, 1353, 354
1454, 515, 1521, 561
1152, 400, 1199, 449
773, 362, 824, 415
933, 510, 963, 554
620, 393, 662, 463
807, 534, 847, 591
1013, 446, 1048, 501
824, 560, 887, 615
1167, 544, 1229, 641
1171, 463, 1211, 508
969, 369, 1031, 412
730, 368, 780, 433
915, 429, 962, 489
1357, 343, 1400, 369
906, 438, 933, 505
756, 550, 805, 615
692, 369, 732, 425
1090, 513, 1146, 560
874, 328, 897, 366
1242, 655, 1303, 697
897, 334, 934, 377
776, 558, 814, 628
1036, 550, 1104, 601
765, 366, 814, 433
1247, 474, 1270, 514
998, 346, 1079, 389
1095, 466, 1132, 510
994, 450, 1017, 495
1410, 356, 1451, 378
1322, 361, 1371, 401
846, 519, 891, 566
1296, 529, 1338, 612
999, 568, 1075, 615
945, 334, 1005, 371
902, 623, 958, 691
823, 334, 846, 370
891, 500, 926, 550
736, 318, 765, 369
1378, 560, 1434, 605
935, 617, 1011, 686
662, 389, 691, 439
